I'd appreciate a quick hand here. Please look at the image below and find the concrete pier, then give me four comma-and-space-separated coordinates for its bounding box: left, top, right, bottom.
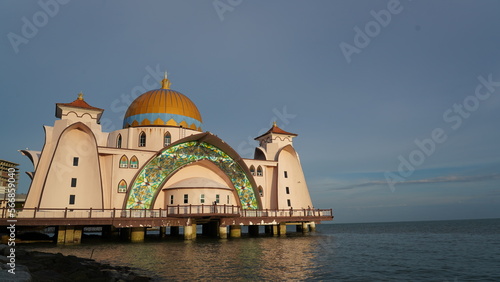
273, 225, 279, 236
131, 227, 146, 242
309, 221, 316, 232
57, 226, 83, 245
302, 222, 309, 233
184, 224, 197, 240
159, 226, 167, 238
230, 225, 241, 238
279, 223, 287, 236
264, 225, 272, 234
219, 225, 227, 239
102, 226, 119, 238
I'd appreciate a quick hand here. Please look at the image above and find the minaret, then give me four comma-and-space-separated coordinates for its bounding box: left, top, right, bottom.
254, 122, 298, 161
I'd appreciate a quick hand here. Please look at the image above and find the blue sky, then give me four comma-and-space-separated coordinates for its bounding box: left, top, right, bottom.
1, 0, 499, 223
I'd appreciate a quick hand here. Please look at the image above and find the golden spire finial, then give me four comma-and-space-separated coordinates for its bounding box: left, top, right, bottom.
273, 121, 277, 127
161, 71, 171, 89
78, 92, 84, 100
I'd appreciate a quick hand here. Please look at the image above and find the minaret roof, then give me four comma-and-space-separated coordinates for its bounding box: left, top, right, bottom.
254, 122, 298, 140
56, 93, 103, 111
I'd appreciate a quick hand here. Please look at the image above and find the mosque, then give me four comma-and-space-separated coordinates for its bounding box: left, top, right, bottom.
21, 74, 316, 215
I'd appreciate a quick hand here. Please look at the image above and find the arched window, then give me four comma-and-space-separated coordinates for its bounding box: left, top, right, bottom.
258, 186, 263, 197
116, 134, 122, 148
119, 155, 128, 168
164, 132, 171, 146
250, 165, 256, 176
130, 156, 139, 169
257, 166, 263, 176
139, 131, 146, 147
118, 179, 127, 193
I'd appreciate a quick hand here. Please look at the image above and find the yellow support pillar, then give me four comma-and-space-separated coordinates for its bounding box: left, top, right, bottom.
279, 223, 287, 236
131, 227, 145, 243
230, 225, 242, 238
219, 225, 228, 239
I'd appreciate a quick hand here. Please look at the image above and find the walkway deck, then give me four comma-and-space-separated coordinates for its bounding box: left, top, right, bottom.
1, 205, 333, 227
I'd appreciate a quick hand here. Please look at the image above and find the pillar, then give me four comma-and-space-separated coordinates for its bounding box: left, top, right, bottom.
120, 228, 131, 240
219, 225, 227, 239
272, 225, 279, 236
302, 222, 309, 233
73, 226, 83, 244
279, 223, 287, 236
264, 225, 272, 234
159, 227, 167, 238
309, 221, 316, 232
170, 226, 180, 236
230, 225, 241, 238
102, 226, 119, 238
57, 226, 66, 244
57, 226, 83, 244
64, 226, 75, 243
184, 224, 197, 240
249, 225, 259, 236
131, 227, 146, 243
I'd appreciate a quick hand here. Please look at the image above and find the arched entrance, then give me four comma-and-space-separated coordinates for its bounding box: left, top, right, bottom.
125, 139, 259, 209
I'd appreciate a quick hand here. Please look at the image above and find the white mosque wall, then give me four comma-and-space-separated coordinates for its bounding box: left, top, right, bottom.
40, 123, 103, 209
276, 145, 313, 209
107, 126, 200, 151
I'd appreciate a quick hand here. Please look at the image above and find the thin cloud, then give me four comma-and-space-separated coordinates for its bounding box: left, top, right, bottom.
329, 173, 500, 191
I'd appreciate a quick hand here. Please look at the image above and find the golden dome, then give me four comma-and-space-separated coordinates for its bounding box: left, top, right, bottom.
123, 75, 203, 130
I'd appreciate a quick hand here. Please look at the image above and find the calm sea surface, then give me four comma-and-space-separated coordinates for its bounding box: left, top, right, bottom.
24, 218, 500, 281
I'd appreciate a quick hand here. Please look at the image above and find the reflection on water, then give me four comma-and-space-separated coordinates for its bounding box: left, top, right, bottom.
25, 220, 499, 281
23, 232, 323, 281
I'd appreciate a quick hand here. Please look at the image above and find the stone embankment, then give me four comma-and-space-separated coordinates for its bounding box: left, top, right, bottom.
0, 244, 151, 281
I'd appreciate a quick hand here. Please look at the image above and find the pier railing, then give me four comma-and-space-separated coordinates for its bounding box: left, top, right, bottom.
1, 205, 332, 219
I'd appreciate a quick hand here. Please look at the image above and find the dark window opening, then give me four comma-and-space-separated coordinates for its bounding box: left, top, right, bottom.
73, 157, 79, 166
164, 132, 171, 146
117, 134, 122, 148
71, 178, 77, 187
257, 166, 263, 176
69, 195, 75, 205
139, 132, 146, 147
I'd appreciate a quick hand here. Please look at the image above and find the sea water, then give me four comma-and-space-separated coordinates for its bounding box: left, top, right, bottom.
24, 218, 500, 281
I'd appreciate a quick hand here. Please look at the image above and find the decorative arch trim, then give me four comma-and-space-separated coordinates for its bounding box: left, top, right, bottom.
125, 138, 259, 210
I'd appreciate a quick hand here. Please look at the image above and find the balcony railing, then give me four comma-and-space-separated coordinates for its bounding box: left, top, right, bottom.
1, 205, 333, 220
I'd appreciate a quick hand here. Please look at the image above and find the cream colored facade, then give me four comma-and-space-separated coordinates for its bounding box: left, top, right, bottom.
22, 77, 313, 211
